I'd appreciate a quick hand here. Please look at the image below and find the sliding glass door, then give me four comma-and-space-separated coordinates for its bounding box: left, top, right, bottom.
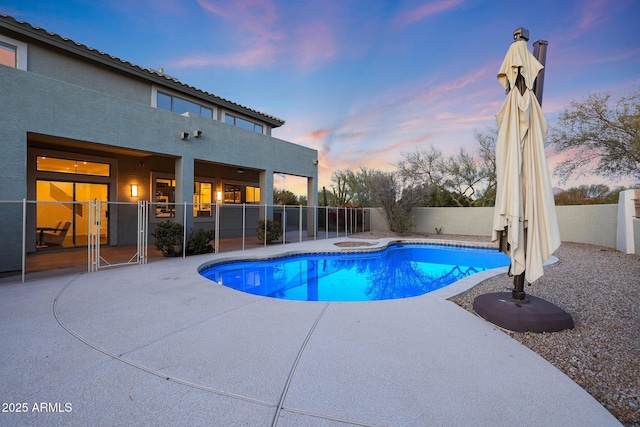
36, 180, 108, 248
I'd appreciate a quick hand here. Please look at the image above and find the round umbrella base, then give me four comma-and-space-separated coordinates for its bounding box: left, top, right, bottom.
473, 292, 574, 333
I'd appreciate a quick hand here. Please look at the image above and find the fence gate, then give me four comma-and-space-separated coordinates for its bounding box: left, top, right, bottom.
89, 200, 148, 271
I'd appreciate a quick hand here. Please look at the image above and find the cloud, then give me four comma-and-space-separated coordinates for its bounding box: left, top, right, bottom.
197, 0, 282, 40
576, 0, 610, 31
291, 20, 338, 67
550, 0, 628, 43
393, 0, 464, 28
301, 128, 330, 140
297, 62, 502, 171
171, 0, 341, 70
173, 46, 278, 68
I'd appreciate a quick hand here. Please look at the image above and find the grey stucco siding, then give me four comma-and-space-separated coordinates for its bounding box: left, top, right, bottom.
1, 65, 317, 180
27, 44, 151, 106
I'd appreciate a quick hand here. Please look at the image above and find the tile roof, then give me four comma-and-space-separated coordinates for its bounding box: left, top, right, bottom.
0, 14, 285, 127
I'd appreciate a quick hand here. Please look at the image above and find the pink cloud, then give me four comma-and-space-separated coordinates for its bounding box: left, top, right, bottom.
196, 0, 225, 16
197, 0, 282, 40
173, 45, 278, 68
393, 0, 464, 28
550, 0, 627, 43
577, 0, 609, 31
175, 0, 341, 70
292, 20, 338, 67
299, 128, 331, 142
300, 65, 502, 176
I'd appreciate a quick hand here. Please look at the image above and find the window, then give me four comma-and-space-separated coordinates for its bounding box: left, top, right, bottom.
246, 186, 260, 203
37, 156, 110, 177
223, 184, 260, 204
154, 178, 175, 218
0, 41, 16, 68
157, 92, 172, 111
194, 182, 212, 217
156, 91, 214, 119
0, 35, 27, 70
225, 114, 263, 134
153, 177, 214, 218
224, 184, 242, 204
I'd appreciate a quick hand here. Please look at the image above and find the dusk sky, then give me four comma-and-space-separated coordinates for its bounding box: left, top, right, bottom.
3, 0, 639, 195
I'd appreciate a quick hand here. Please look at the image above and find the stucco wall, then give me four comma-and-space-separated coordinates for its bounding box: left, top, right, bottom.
370, 205, 619, 249
28, 44, 151, 105
555, 204, 618, 248
634, 218, 640, 256
413, 207, 494, 237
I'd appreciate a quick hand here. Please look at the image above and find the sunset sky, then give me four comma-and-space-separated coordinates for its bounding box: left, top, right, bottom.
3, 0, 639, 194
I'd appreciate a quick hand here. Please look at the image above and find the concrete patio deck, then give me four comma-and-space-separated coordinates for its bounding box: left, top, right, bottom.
0, 238, 620, 426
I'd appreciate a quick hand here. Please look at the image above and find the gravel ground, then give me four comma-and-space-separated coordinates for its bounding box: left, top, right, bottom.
352, 232, 640, 426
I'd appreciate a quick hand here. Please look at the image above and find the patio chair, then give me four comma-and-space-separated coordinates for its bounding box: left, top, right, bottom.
41, 221, 71, 246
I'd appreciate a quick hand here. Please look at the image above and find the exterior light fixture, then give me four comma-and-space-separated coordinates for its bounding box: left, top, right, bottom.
216, 191, 222, 202
131, 184, 138, 198
194, 130, 203, 138
237, 167, 244, 174
180, 132, 189, 140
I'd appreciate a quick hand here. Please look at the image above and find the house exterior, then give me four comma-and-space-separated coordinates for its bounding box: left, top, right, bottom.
0, 14, 318, 274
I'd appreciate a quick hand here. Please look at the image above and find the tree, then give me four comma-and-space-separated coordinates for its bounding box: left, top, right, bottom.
397, 146, 444, 189
548, 87, 640, 182
396, 129, 497, 207
349, 167, 378, 207
325, 167, 379, 207
554, 184, 632, 205
328, 170, 354, 206
369, 171, 429, 234
273, 188, 298, 205
473, 128, 498, 206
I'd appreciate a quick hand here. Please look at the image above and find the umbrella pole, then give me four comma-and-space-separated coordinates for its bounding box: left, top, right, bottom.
513, 228, 527, 300
512, 273, 526, 300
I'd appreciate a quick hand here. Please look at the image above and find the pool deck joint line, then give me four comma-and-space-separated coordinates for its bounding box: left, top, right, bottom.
271, 302, 329, 426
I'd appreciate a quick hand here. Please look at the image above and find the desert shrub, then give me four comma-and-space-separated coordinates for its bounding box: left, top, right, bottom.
186, 228, 215, 255
256, 219, 282, 243
151, 221, 184, 257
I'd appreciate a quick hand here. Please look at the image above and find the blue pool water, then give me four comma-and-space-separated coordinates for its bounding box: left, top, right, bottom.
199, 243, 510, 302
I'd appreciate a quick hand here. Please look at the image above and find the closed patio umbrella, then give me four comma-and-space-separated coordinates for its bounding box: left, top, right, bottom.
492, 28, 560, 285
474, 28, 572, 333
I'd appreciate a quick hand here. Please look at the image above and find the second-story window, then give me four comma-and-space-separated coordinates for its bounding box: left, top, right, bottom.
225, 114, 264, 134
0, 41, 16, 68
0, 35, 27, 70
157, 92, 213, 119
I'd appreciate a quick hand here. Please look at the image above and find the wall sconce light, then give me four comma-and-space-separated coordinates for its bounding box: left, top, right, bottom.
216, 191, 222, 202
180, 132, 190, 140
131, 184, 138, 198
194, 130, 203, 138
313, 159, 319, 165
237, 167, 244, 174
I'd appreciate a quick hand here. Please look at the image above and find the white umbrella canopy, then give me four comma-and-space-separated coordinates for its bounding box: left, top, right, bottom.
491, 39, 561, 284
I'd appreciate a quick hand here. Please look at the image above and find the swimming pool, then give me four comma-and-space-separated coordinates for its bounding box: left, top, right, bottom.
199, 243, 510, 302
